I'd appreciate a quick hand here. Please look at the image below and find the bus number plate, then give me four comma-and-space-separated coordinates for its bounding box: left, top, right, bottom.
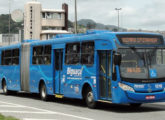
146, 95, 155, 100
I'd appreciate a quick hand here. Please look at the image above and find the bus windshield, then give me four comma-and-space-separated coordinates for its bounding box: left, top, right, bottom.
118, 48, 165, 81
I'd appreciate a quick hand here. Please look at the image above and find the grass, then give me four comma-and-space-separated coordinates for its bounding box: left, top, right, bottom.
0, 114, 19, 120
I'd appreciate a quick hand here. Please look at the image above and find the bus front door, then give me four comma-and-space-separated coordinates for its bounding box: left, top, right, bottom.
99, 51, 112, 100
54, 49, 63, 94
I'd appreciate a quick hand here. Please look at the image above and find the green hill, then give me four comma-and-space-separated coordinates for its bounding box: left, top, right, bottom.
0, 14, 126, 34
0, 14, 23, 34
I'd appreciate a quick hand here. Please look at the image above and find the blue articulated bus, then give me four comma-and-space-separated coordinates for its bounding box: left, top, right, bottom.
0, 30, 165, 108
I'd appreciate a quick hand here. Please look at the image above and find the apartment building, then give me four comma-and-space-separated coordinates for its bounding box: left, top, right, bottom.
24, 1, 69, 40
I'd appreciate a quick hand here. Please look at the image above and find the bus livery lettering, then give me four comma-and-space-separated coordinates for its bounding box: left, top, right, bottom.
67, 67, 82, 77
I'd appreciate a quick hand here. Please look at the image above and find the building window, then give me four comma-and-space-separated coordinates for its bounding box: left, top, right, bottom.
42, 27, 62, 31
42, 12, 62, 19
42, 13, 46, 18
65, 43, 80, 64
32, 45, 51, 65
1, 49, 19, 66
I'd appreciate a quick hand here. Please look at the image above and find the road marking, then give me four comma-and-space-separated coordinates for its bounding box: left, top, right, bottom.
0, 105, 23, 107
0, 101, 23, 107
0, 101, 48, 112
0, 111, 48, 114
0, 101, 94, 120
24, 118, 57, 120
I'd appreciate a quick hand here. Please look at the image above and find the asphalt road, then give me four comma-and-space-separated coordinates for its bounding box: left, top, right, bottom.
0, 90, 165, 120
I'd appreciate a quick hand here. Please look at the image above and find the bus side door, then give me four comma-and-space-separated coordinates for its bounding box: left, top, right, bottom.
98, 50, 113, 100
54, 49, 63, 94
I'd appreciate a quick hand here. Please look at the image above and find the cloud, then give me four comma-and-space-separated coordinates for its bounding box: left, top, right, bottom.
0, 0, 165, 30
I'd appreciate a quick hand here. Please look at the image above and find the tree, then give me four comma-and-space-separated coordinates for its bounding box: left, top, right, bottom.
86, 22, 96, 29
0, 14, 23, 34
112, 28, 118, 32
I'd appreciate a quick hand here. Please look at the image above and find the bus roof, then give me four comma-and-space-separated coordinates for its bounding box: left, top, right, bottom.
29, 30, 163, 46
0, 30, 163, 50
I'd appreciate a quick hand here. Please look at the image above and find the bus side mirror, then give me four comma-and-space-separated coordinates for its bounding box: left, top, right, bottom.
114, 53, 121, 66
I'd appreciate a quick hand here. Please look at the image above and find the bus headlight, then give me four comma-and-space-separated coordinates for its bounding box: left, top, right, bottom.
118, 83, 135, 92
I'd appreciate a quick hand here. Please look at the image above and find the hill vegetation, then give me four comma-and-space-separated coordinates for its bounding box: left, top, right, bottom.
0, 14, 23, 34
0, 14, 126, 34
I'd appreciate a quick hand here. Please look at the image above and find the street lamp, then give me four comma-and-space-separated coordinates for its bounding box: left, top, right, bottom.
74, 0, 78, 34
115, 8, 122, 32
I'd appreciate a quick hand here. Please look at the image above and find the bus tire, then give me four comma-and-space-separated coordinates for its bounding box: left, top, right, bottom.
40, 83, 48, 101
2, 81, 9, 95
85, 87, 97, 109
130, 103, 142, 108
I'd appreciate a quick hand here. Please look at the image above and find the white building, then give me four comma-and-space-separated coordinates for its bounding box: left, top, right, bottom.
24, 1, 69, 40
0, 34, 21, 46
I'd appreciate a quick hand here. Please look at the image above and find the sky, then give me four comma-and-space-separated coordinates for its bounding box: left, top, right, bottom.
0, 0, 165, 31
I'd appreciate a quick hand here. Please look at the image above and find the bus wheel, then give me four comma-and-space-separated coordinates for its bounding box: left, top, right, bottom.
130, 103, 142, 108
2, 81, 8, 95
85, 87, 96, 109
40, 83, 47, 101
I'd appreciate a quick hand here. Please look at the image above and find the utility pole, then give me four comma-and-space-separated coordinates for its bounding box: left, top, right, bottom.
8, 0, 11, 45
74, 0, 78, 34
115, 8, 122, 32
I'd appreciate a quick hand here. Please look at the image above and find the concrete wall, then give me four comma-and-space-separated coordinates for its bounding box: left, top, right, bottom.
24, 2, 42, 40
42, 19, 65, 27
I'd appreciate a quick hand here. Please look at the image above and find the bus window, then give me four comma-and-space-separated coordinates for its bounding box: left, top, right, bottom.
163, 49, 165, 64
55, 50, 63, 70
1, 49, 19, 66
81, 42, 94, 65
55, 51, 60, 70
32, 45, 51, 65
12, 49, 19, 65
1, 51, 5, 65
44, 45, 51, 64
33, 46, 44, 65
5, 50, 12, 65
65, 43, 80, 65
156, 49, 162, 64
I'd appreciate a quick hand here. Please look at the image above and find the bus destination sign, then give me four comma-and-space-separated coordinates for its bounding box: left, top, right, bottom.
117, 35, 164, 45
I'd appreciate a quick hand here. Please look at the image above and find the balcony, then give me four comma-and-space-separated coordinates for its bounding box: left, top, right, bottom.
42, 19, 65, 27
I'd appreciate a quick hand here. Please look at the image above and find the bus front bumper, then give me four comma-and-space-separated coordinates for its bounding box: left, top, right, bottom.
125, 91, 165, 103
